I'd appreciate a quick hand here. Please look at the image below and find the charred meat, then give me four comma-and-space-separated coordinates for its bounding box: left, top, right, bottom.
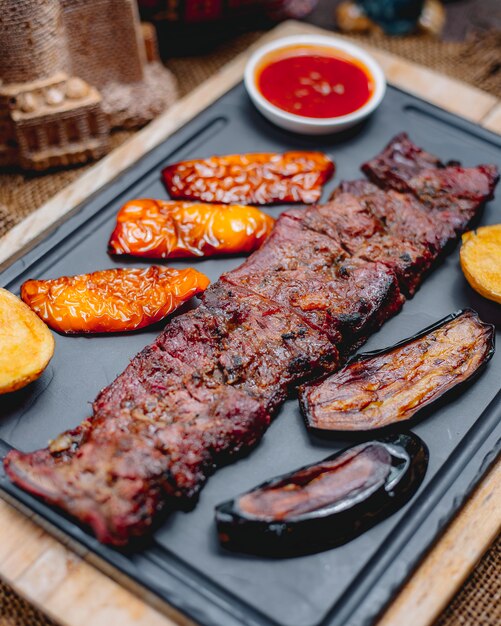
362, 133, 499, 233
224, 260, 404, 349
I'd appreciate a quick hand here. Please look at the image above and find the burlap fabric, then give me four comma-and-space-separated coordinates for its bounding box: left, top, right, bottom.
1, 21, 500, 626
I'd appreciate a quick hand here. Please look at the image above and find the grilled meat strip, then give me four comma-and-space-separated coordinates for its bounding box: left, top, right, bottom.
5, 285, 337, 545
362, 132, 499, 233
224, 213, 404, 348
156, 283, 338, 414
224, 261, 403, 349
4, 135, 499, 545
7, 346, 270, 543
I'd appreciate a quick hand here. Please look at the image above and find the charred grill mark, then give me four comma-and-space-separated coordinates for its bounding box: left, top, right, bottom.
299, 310, 495, 433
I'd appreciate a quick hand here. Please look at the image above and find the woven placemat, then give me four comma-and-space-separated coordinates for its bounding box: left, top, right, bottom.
1, 19, 500, 626
0, 579, 56, 626
435, 534, 501, 626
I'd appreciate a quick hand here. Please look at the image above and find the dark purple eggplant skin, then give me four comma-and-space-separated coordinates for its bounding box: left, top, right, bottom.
215, 433, 428, 557
299, 309, 495, 435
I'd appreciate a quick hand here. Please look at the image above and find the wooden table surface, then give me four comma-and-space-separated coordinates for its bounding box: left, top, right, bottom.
0, 20, 500, 626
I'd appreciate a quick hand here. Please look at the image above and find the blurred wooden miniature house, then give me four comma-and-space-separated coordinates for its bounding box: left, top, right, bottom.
0, 0, 177, 171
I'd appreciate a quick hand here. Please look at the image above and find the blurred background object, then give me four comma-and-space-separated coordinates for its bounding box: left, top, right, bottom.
0, 0, 177, 172
138, 0, 321, 54
336, 0, 445, 36
307, 0, 501, 40
60, 0, 177, 129
137, 0, 501, 55
0, 0, 108, 171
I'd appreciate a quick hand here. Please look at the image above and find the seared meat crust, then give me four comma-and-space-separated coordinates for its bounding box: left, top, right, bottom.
223, 262, 403, 348
362, 133, 499, 233
157, 283, 339, 412
7, 345, 270, 543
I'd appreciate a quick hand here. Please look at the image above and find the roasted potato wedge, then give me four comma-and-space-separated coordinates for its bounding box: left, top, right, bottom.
0, 287, 55, 394
460, 224, 501, 304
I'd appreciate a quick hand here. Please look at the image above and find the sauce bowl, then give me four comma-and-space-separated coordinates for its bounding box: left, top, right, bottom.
244, 34, 386, 135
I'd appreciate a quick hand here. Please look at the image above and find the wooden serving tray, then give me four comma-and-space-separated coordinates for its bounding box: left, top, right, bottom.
0, 21, 500, 626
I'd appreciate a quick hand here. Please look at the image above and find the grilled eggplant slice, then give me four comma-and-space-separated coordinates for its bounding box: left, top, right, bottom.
300, 309, 495, 433
216, 433, 428, 556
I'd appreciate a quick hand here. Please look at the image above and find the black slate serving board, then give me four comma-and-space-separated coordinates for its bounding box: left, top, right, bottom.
0, 82, 500, 626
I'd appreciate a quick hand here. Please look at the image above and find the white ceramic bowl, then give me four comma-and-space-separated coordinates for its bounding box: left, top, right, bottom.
244, 34, 386, 135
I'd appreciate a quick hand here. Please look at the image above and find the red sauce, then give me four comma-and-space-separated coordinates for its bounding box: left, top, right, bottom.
256, 46, 374, 119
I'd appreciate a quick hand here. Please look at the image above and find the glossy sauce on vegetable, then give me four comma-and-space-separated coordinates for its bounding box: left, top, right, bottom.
108, 199, 275, 258
216, 433, 429, 555
21, 266, 210, 334
238, 445, 390, 520
256, 46, 374, 119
